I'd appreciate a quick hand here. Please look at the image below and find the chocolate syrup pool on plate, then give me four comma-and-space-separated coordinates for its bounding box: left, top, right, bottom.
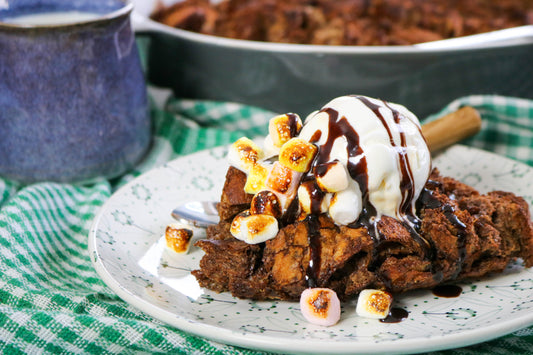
432, 284, 463, 298
380, 307, 409, 323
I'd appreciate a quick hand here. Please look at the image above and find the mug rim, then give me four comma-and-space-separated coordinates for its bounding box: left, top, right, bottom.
0, 0, 133, 29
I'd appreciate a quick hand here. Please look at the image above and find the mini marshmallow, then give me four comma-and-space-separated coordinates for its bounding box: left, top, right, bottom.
164, 223, 193, 254
227, 137, 264, 173
265, 161, 302, 210
279, 138, 317, 173
298, 110, 329, 143
297, 181, 330, 215
300, 288, 341, 327
230, 211, 279, 244
268, 113, 303, 148
315, 161, 349, 193
356, 289, 393, 319
244, 164, 269, 194
250, 190, 282, 219
329, 180, 363, 225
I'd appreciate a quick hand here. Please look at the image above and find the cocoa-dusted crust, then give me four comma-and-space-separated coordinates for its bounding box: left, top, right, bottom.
152, 0, 533, 46
192, 168, 533, 301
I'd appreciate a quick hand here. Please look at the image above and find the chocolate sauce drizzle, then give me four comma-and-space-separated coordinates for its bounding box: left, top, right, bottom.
306, 179, 327, 215
305, 215, 322, 288
298, 96, 470, 295
432, 284, 463, 298
380, 307, 409, 323
286, 113, 301, 138
418, 182, 468, 279
301, 97, 438, 288
355, 97, 433, 257
357, 96, 416, 217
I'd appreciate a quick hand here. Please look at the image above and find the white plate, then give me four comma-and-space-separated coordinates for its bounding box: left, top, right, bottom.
89, 145, 533, 354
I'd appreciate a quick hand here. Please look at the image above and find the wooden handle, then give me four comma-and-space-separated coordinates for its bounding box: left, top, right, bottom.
421, 106, 482, 152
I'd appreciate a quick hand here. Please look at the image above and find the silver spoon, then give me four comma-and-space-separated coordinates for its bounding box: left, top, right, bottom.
171, 107, 482, 228
171, 201, 219, 228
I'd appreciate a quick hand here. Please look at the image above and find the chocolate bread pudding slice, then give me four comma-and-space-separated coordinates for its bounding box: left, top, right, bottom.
191, 96, 533, 308
193, 167, 533, 301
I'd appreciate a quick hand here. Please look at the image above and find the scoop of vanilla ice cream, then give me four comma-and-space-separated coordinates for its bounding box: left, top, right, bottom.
298, 95, 431, 223
231, 95, 431, 232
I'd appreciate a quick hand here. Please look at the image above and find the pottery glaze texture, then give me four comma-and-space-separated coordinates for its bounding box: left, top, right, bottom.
0, 1, 150, 183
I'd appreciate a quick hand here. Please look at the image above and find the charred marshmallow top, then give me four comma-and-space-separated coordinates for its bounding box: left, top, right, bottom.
227, 95, 431, 243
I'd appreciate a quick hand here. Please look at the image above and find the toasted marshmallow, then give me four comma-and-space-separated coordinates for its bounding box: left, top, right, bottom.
250, 190, 282, 219
279, 138, 317, 173
164, 223, 193, 254
228, 137, 264, 173
300, 288, 341, 327
356, 289, 393, 319
244, 164, 270, 194
230, 211, 279, 244
315, 161, 349, 193
269, 113, 303, 148
329, 180, 362, 225
297, 181, 330, 215
298, 110, 329, 143
265, 161, 302, 210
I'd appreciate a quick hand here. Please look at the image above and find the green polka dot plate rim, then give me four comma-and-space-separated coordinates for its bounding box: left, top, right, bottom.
88, 144, 533, 354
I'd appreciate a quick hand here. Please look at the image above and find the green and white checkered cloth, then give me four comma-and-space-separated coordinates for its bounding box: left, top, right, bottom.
1, 94, 533, 354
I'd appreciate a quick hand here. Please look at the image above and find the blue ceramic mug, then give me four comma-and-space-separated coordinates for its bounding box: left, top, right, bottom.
0, 0, 150, 184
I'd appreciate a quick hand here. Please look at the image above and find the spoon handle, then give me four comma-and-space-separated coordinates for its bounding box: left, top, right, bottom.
421, 106, 482, 153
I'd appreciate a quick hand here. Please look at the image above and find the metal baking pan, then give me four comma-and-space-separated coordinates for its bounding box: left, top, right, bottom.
131, 0, 533, 118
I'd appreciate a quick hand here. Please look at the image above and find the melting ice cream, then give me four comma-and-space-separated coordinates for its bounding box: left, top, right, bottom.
228, 95, 431, 244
